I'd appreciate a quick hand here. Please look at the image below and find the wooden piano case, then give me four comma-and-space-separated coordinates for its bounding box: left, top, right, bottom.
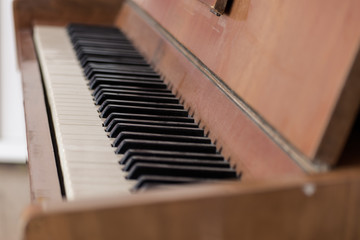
13, 0, 360, 239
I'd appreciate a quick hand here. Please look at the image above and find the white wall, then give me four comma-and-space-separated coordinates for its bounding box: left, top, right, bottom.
0, 0, 27, 163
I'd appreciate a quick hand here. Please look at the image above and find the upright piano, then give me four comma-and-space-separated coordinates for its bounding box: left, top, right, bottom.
13, 0, 360, 239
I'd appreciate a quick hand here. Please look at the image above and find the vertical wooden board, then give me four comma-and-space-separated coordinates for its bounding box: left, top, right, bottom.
314, 52, 360, 165
131, 0, 360, 164
17, 30, 62, 202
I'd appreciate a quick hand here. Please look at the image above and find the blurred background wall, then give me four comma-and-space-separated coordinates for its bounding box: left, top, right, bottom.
0, 2, 30, 240
0, 0, 27, 163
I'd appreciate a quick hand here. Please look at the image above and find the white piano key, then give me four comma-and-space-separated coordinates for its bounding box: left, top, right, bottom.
34, 25, 133, 200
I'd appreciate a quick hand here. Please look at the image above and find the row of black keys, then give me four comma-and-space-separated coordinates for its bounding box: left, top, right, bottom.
67, 23, 239, 190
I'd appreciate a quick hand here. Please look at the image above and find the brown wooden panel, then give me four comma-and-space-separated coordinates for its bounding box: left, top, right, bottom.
23, 167, 360, 240
13, 0, 124, 59
18, 30, 62, 202
314, 52, 360, 165
115, 3, 306, 178
130, 0, 360, 165
13, 0, 123, 30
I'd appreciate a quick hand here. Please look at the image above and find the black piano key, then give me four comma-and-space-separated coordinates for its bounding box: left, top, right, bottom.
69, 26, 125, 34
76, 46, 140, 54
76, 46, 138, 57
68, 26, 124, 34
95, 92, 179, 105
81, 56, 148, 68
132, 175, 201, 191
79, 50, 144, 59
116, 140, 216, 154
89, 73, 162, 83
73, 40, 137, 51
123, 156, 230, 172
89, 73, 161, 81
71, 37, 128, 43
85, 67, 160, 80
103, 113, 194, 127
120, 150, 224, 165
93, 86, 174, 99
100, 105, 189, 118
77, 48, 143, 59
69, 33, 127, 41
85, 62, 154, 72
90, 75, 163, 88
112, 132, 210, 147
84, 64, 156, 78
106, 118, 197, 133
98, 100, 184, 113
69, 32, 129, 42
68, 23, 121, 33
126, 163, 238, 180
78, 52, 143, 62
69, 30, 123, 37
89, 78, 167, 90
93, 85, 173, 95
68, 24, 123, 32
109, 123, 203, 138
69, 26, 123, 32
97, 98, 181, 110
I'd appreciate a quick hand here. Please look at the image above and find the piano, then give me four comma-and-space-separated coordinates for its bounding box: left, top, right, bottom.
13, 0, 360, 239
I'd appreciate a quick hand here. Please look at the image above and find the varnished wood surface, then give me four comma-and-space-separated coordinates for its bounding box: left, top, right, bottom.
13, 0, 123, 62
22, 167, 360, 240
17, 30, 62, 202
131, 0, 360, 166
116, 3, 306, 178
13, 0, 123, 30
314, 51, 360, 165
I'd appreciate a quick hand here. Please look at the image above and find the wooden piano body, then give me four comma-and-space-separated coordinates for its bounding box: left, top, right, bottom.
13, 0, 360, 239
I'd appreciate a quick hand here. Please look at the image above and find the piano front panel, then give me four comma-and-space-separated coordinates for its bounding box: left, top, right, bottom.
23, 169, 360, 240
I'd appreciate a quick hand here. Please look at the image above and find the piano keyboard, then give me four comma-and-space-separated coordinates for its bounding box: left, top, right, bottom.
34, 24, 239, 200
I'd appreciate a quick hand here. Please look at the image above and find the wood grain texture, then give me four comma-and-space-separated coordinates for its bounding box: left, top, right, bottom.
17, 30, 62, 202
22, 167, 360, 240
13, 0, 124, 60
115, 3, 306, 178
130, 0, 360, 165
314, 51, 360, 165
13, 0, 123, 30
